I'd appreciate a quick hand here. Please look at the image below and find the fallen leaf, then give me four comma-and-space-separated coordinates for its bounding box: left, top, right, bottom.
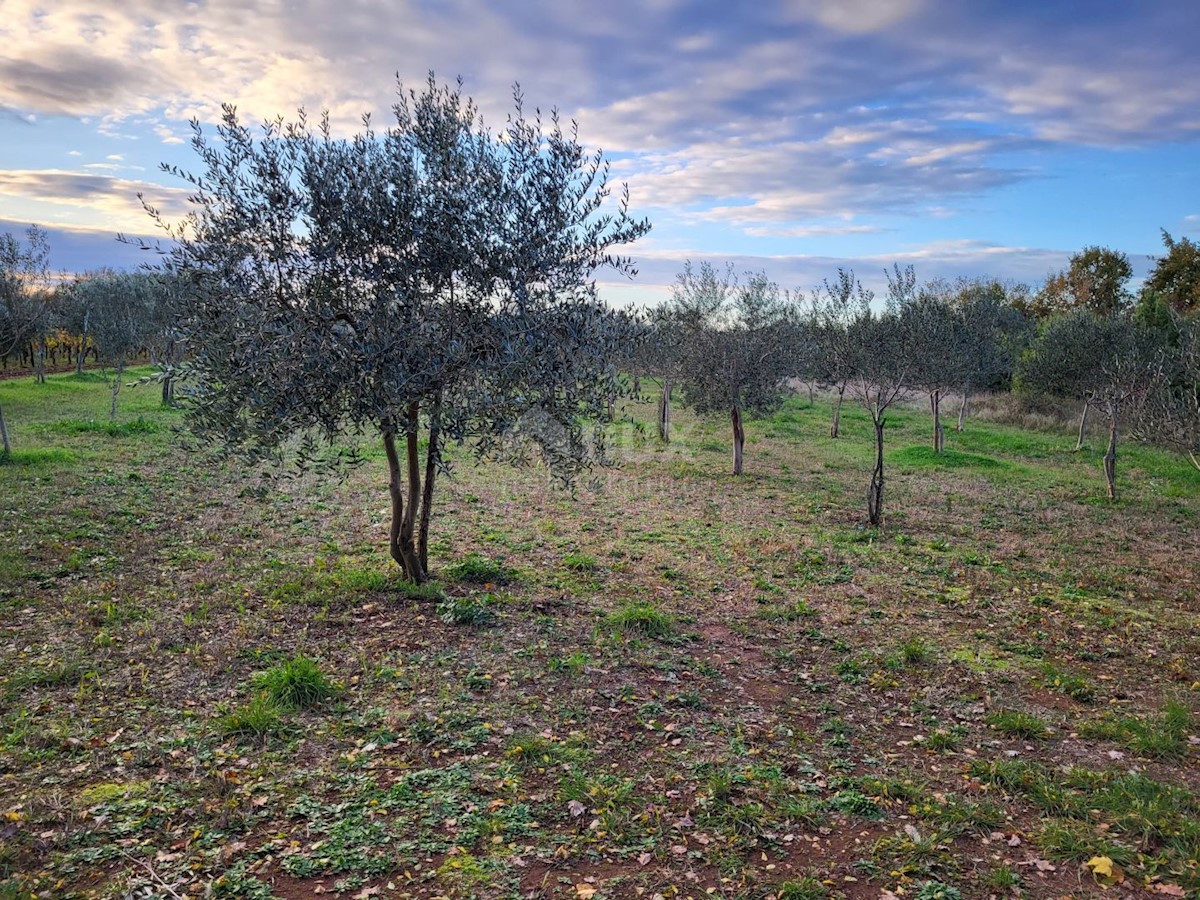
568, 799, 586, 818
575, 885, 596, 900
1086, 856, 1113, 877
1153, 884, 1187, 897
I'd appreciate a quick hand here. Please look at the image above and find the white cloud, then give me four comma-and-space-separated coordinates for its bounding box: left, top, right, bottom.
0, 168, 191, 233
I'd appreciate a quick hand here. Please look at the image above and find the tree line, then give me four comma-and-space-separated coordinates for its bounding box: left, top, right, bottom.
638, 235, 1200, 524
3, 74, 1198, 580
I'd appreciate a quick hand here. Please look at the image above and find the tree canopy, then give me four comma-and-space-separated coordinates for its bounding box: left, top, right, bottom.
145, 75, 650, 581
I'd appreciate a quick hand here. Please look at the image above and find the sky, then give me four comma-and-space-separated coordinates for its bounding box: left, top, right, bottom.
1, 0, 1198, 305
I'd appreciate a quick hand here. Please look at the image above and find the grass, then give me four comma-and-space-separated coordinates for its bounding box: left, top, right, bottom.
437, 593, 498, 627
1, 374, 1198, 898
253, 656, 339, 708
443, 553, 515, 585
218, 695, 286, 737
604, 601, 675, 638
984, 708, 1051, 739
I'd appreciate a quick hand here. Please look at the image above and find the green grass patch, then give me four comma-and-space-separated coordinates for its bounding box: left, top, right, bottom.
438, 593, 499, 627
219, 695, 286, 738
53, 416, 161, 437
604, 602, 675, 639
893, 446, 1008, 470
443, 553, 516, 585
984, 708, 1051, 740
253, 656, 339, 708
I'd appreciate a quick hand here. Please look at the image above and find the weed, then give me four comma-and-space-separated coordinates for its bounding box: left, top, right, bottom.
605, 602, 675, 639
912, 882, 963, 900
562, 551, 599, 572
924, 725, 965, 751
899, 635, 933, 665
874, 825, 958, 877
984, 865, 1021, 891
1037, 661, 1095, 702
219, 695, 285, 738
443, 554, 515, 585
757, 599, 818, 622
984, 708, 1050, 739
254, 656, 339, 708
1038, 819, 1136, 866
829, 789, 882, 819
547, 651, 590, 674
437, 594, 498, 627
775, 876, 827, 900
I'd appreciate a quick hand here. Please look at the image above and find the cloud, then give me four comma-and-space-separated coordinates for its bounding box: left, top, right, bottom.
0, 169, 191, 233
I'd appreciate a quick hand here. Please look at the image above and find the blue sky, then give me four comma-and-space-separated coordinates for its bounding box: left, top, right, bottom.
1, 0, 1197, 303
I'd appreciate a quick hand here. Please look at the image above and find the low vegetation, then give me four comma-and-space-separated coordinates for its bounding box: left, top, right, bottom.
0, 368, 1197, 899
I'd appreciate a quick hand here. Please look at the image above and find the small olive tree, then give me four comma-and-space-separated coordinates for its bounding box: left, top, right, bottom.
947, 278, 1034, 429
144, 76, 650, 582
1134, 312, 1200, 471
671, 264, 795, 475
807, 268, 872, 438
0, 226, 53, 454
72, 271, 159, 419
845, 307, 914, 526
1017, 308, 1163, 499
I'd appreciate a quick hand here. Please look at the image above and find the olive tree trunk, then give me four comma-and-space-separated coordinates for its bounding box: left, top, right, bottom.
0, 403, 10, 455
957, 390, 968, 432
1104, 402, 1118, 501
417, 392, 443, 574
1075, 399, 1090, 451
383, 401, 443, 583
731, 403, 745, 476
930, 389, 944, 453
109, 358, 125, 420
867, 416, 886, 526
831, 380, 846, 438
657, 376, 671, 443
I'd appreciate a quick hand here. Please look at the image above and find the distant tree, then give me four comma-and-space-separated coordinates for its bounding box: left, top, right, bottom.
74, 272, 159, 419
57, 271, 103, 375
906, 293, 970, 453
646, 261, 736, 444
846, 306, 913, 526
1142, 230, 1200, 317
142, 76, 650, 582
939, 277, 1034, 429
0, 225, 54, 453
672, 265, 795, 475
1016, 308, 1163, 499
1133, 312, 1200, 471
807, 268, 872, 437
1035, 246, 1133, 318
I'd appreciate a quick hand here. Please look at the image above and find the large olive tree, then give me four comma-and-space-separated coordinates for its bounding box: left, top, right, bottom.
143, 76, 650, 582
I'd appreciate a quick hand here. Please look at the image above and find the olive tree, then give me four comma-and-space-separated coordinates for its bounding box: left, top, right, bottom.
671, 264, 795, 475
73, 271, 160, 419
807, 268, 872, 437
143, 76, 650, 582
0, 226, 53, 454
846, 307, 913, 526
949, 279, 1033, 429
1017, 309, 1163, 499
1134, 313, 1200, 471
905, 294, 970, 453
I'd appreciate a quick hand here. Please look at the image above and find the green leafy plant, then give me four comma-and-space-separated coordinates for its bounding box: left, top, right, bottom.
253, 656, 339, 708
